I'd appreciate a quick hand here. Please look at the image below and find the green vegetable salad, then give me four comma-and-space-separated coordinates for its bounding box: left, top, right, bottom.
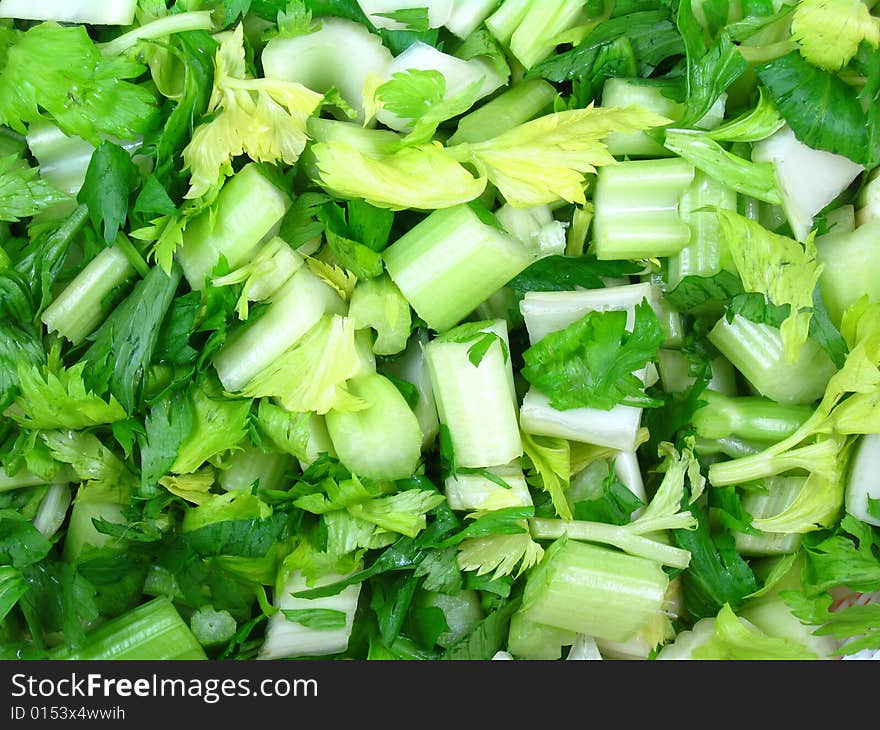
0, 0, 879, 661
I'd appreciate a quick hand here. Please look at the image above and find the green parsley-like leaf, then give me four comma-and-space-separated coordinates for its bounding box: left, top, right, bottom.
78, 142, 141, 245
282, 607, 348, 630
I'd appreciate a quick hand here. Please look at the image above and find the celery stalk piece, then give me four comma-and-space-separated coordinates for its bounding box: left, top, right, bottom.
416, 589, 484, 647
707, 315, 837, 405
259, 570, 361, 659
213, 265, 346, 394
190, 606, 237, 648
375, 42, 508, 133
666, 171, 738, 289
383, 203, 533, 333
349, 274, 412, 356
62, 501, 126, 563
212, 237, 304, 310
26, 121, 95, 197
521, 538, 670, 642
752, 125, 865, 242
217, 444, 295, 493
100, 11, 215, 56
425, 320, 523, 469
522, 390, 646, 452
356, 0, 453, 30
601, 79, 683, 158
300, 117, 402, 182
508, 0, 587, 70
495, 203, 567, 259
325, 372, 424, 481
41, 245, 136, 345
520, 282, 659, 344
444, 463, 533, 512
507, 609, 576, 660
485, 0, 530, 45
592, 158, 696, 260
654, 617, 717, 659
262, 18, 393, 124
0, 467, 55, 492
733, 476, 804, 556
0, 0, 137, 25
815, 220, 880, 327
51, 598, 206, 660
844, 433, 880, 527
176, 163, 291, 291
567, 453, 645, 520
300, 414, 337, 470
32, 483, 71, 539
656, 349, 738, 396
380, 329, 440, 449
447, 77, 557, 145
445, 0, 503, 38
691, 391, 813, 443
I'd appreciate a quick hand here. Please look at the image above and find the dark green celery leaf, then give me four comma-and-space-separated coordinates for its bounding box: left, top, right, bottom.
709, 485, 760, 536
527, 10, 684, 83
508, 255, 641, 293
19, 561, 99, 650
672, 499, 760, 620
807, 287, 848, 369
82, 263, 182, 414
303, 0, 371, 25
77, 141, 141, 245
572, 464, 645, 525
282, 608, 348, 629
139, 395, 195, 491
0, 320, 43, 412
0, 271, 34, 323
133, 174, 178, 220
317, 201, 385, 279
412, 546, 462, 594
153, 291, 201, 367
0, 510, 52, 568
521, 299, 665, 411
346, 200, 395, 252
664, 270, 744, 312
184, 514, 289, 558
676, 0, 748, 125
436, 507, 533, 549
152, 31, 217, 199
408, 605, 450, 649
372, 571, 420, 646
757, 51, 869, 165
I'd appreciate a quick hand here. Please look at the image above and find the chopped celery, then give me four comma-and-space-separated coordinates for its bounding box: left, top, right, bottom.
262, 18, 393, 124
495, 203, 567, 259
216, 444, 295, 493
384, 203, 533, 333
356, 0, 453, 30
41, 245, 135, 345
349, 274, 412, 356
601, 79, 682, 158
691, 391, 813, 443
507, 609, 576, 660
708, 315, 837, 405
815, 220, 880, 326
424, 320, 522, 468
213, 265, 346, 393
26, 120, 97, 197
414, 589, 484, 648
445, 0, 502, 38
592, 158, 696, 261
260, 570, 361, 659
444, 463, 533, 512
448, 78, 557, 145
62, 500, 126, 563
50, 598, 206, 660
176, 164, 291, 291
325, 371, 423, 481
32, 483, 71, 539
190, 606, 237, 647
520, 537, 670, 643
507, 0, 587, 70
0, 0, 137, 25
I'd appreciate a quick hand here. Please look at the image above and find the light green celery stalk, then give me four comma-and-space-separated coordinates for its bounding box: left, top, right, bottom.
447, 77, 557, 145
384, 203, 533, 332
175, 162, 291, 290
815, 220, 880, 327
348, 274, 412, 356
214, 264, 346, 394
507, 608, 576, 660
262, 17, 393, 124
424, 319, 522, 469
50, 598, 206, 660
601, 78, 683, 158
325, 371, 424, 481
591, 158, 696, 260
40, 245, 136, 345
733, 476, 805, 556
100, 10, 216, 56
216, 443, 296, 493
520, 536, 670, 643
506, 0, 587, 69
666, 171, 737, 289
691, 391, 813, 443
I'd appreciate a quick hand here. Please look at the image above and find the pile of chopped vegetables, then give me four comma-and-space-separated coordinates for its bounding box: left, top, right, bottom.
0, 0, 879, 661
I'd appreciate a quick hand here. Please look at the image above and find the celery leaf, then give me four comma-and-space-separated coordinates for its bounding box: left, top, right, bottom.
790, 0, 880, 71
78, 142, 141, 245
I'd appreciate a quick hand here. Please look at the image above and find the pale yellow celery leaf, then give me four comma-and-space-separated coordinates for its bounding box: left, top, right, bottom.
182, 24, 323, 199
159, 469, 215, 505
311, 140, 486, 210
456, 531, 545, 580
307, 257, 358, 301
718, 209, 822, 362
692, 604, 819, 659
791, 0, 880, 71
521, 430, 572, 520
360, 71, 385, 126
752, 446, 847, 534
240, 315, 366, 415
452, 106, 672, 208
628, 441, 699, 534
